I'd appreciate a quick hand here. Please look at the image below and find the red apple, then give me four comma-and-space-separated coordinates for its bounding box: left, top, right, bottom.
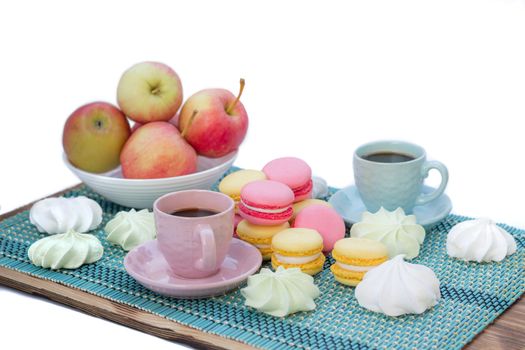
117, 62, 183, 123
120, 121, 197, 179
178, 79, 248, 158
63, 102, 131, 173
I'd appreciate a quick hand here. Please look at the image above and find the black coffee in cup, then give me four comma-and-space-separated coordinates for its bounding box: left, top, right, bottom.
170, 208, 219, 217
363, 152, 415, 163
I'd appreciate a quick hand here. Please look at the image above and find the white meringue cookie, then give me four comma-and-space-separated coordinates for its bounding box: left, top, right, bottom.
105, 209, 156, 251
446, 218, 516, 263
29, 196, 103, 234
312, 176, 329, 199
241, 266, 320, 317
350, 207, 425, 259
355, 255, 440, 317
28, 229, 104, 269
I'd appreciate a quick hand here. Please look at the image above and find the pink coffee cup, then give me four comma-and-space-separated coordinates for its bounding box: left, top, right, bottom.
154, 190, 234, 279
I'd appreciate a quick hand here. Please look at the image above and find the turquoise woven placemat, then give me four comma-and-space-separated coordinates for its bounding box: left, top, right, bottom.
1, 167, 524, 350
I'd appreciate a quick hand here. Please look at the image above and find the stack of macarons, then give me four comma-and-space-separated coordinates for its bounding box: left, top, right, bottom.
218, 157, 346, 272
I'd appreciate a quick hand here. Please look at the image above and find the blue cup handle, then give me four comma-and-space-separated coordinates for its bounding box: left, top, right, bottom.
415, 160, 449, 207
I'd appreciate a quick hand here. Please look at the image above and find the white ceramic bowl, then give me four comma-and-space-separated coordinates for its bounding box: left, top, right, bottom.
63, 152, 237, 209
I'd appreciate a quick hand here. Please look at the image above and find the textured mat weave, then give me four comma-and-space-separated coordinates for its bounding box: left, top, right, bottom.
0, 168, 524, 350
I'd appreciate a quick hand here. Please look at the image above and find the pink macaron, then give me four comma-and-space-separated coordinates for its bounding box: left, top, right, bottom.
238, 180, 294, 225
262, 157, 313, 202
293, 204, 346, 253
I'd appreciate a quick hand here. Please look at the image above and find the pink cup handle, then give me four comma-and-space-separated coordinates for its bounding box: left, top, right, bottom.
195, 224, 217, 272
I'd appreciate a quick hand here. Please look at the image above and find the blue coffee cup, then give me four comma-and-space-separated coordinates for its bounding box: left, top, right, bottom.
353, 140, 449, 214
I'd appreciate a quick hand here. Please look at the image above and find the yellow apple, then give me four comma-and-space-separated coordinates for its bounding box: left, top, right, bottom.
117, 62, 183, 123
63, 102, 131, 173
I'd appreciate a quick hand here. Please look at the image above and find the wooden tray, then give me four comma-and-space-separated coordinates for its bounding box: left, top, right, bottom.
0, 185, 523, 350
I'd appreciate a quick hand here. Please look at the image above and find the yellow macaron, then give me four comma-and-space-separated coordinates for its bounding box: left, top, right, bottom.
290, 199, 332, 222
271, 228, 325, 275
330, 237, 388, 286
218, 170, 267, 212
236, 220, 290, 260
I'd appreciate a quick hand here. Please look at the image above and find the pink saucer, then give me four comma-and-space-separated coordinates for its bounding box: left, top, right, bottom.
124, 238, 262, 298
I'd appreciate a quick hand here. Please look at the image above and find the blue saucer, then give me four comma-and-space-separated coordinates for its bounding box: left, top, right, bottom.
329, 185, 452, 230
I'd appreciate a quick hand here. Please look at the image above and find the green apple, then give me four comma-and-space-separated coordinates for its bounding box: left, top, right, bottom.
63, 102, 131, 173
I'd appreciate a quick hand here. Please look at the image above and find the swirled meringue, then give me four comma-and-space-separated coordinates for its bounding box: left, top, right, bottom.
29, 196, 103, 234
105, 209, 156, 251
446, 218, 516, 262
350, 207, 425, 259
312, 176, 329, 199
355, 255, 440, 316
28, 229, 104, 269
241, 266, 320, 317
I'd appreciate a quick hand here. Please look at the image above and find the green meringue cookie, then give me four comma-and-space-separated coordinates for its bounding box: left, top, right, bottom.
105, 209, 155, 251
241, 266, 320, 317
350, 207, 425, 259
28, 229, 103, 269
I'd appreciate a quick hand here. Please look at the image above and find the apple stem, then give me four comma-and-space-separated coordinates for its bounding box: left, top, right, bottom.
181, 110, 198, 138
226, 78, 245, 115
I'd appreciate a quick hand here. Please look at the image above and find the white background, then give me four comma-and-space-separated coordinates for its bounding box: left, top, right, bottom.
1, 1, 524, 349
